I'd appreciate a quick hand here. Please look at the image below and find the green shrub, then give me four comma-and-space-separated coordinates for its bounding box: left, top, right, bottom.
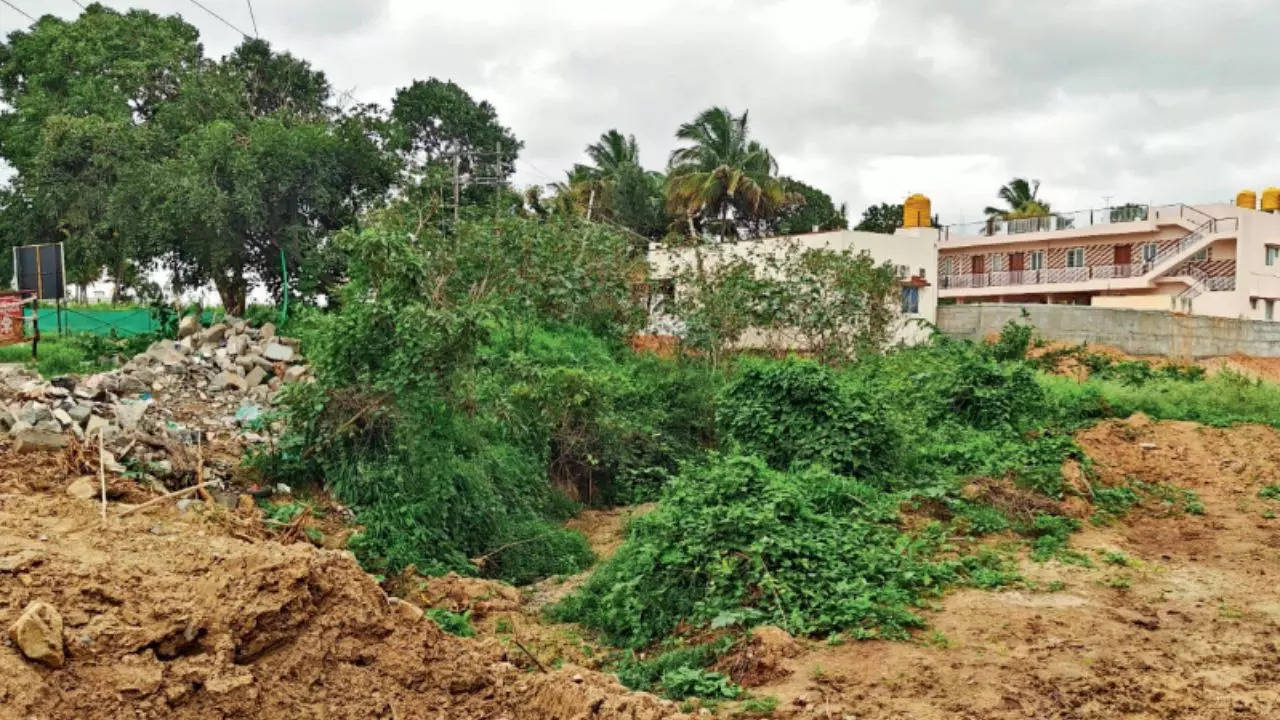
554, 455, 970, 647
717, 358, 899, 476
425, 608, 475, 637
991, 316, 1034, 362
658, 667, 742, 701
1260, 485, 1280, 501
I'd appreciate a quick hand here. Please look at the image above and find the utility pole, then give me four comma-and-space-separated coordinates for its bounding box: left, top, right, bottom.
452, 153, 460, 222
586, 188, 595, 222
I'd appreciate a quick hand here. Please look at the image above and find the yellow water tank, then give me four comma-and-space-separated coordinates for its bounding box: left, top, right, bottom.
1237, 189, 1257, 210
1262, 187, 1280, 213
902, 193, 932, 228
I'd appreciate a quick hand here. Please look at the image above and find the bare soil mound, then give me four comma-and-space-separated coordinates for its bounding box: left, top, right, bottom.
0, 483, 686, 719
745, 416, 1280, 718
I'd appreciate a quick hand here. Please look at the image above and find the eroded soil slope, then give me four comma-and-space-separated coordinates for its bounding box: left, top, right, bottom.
743, 415, 1280, 719
0, 475, 686, 720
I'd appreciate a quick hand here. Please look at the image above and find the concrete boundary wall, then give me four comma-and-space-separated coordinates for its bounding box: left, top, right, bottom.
937, 304, 1280, 358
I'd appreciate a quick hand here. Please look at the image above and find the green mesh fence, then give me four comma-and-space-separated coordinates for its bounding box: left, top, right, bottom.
21, 306, 223, 338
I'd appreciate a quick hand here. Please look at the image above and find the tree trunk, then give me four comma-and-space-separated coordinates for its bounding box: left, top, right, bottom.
213, 274, 247, 317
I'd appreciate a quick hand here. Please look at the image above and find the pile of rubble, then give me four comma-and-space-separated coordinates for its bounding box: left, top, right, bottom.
0, 316, 311, 497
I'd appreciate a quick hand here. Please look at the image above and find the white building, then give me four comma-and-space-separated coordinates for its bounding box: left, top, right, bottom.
646, 223, 938, 348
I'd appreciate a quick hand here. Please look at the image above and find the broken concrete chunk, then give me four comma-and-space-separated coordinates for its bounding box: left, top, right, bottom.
84, 414, 111, 439
209, 371, 247, 392
14, 430, 69, 452
259, 322, 276, 339
66, 404, 92, 425
203, 323, 228, 344
262, 342, 295, 363
115, 402, 149, 431
283, 365, 307, 383
177, 314, 201, 338
225, 334, 249, 357
244, 366, 267, 389
18, 403, 52, 426
8, 601, 64, 668
66, 476, 97, 500
51, 408, 73, 427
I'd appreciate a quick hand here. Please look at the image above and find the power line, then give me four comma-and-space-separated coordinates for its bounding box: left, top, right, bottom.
244, 0, 258, 37
186, 0, 250, 38
69, 0, 86, 10
0, 0, 35, 22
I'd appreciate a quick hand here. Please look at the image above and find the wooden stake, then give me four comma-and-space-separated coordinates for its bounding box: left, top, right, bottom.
116, 481, 219, 518
196, 431, 212, 503
97, 428, 107, 521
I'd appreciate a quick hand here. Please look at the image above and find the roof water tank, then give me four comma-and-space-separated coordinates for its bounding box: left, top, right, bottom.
1237, 189, 1257, 210
1262, 187, 1280, 213
902, 194, 932, 228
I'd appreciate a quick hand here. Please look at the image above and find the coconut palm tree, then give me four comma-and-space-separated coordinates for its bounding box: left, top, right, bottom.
665, 107, 789, 240
985, 178, 1051, 219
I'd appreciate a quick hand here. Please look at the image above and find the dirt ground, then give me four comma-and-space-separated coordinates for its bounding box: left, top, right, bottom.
7, 415, 1280, 718
0, 450, 688, 720
741, 415, 1280, 718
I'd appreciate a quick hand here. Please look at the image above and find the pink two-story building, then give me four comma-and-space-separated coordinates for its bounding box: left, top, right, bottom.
938, 196, 1280, 320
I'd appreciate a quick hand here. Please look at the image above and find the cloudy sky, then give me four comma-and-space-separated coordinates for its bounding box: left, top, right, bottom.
14, 0, 1280, 225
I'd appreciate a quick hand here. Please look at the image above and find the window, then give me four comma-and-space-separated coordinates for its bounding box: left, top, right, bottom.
1268, 300, 1275, 321
1190, 247, 1210, 262
1267, 246, 1279, 266
989, 253, 1005, 272
1028, 250, 1045, 270
1066, 247, 1085, 268
940, 256, 954, 275
900, 286, 920, 314
1142, 242, 1157, 263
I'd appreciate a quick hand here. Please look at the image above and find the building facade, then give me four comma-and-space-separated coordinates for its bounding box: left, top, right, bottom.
646, 226, 938, 347
938, 198, 1280, 320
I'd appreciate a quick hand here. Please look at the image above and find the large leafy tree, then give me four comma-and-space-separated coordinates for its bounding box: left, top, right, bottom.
665, 107, 789, 241
773, 177, 847, 235
0, 4, 201, 293
390, 78, 521, 180
985, 178, 1050, 219
142, 41, 399, 314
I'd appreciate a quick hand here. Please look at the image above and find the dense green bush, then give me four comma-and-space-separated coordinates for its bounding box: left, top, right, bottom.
263, 215, 713, 583
717, 358, 899, 476
554, 455, 970, 647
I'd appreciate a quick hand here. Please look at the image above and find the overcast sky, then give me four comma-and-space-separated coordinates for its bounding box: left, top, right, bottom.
14, 0, 1280, 226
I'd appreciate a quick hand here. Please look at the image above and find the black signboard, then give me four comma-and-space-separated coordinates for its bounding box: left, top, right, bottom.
13, 243, 65, 300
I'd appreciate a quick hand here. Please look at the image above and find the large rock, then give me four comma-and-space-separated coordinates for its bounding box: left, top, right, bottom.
284, 365, 308, 382
8, 601, 64, 667
51, 408, 73, 427
262, 342, 295, 363
13, 430, 68, 453
147, 341, 186, 365
177, 313, 201, 338
259, 322, 276, 340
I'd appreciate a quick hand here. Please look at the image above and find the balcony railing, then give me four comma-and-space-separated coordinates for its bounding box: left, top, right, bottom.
941, 203, 1240, 242
943, 205, 1151, 240
939, 262, 1233, 292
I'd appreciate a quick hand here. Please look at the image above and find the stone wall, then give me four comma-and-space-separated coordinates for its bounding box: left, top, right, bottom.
937, 303, 1280, 358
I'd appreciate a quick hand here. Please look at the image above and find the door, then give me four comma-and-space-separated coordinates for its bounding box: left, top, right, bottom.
1113, 245, 1131, 277
971, 255, 985, 287
1008, 252, 1025, 284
